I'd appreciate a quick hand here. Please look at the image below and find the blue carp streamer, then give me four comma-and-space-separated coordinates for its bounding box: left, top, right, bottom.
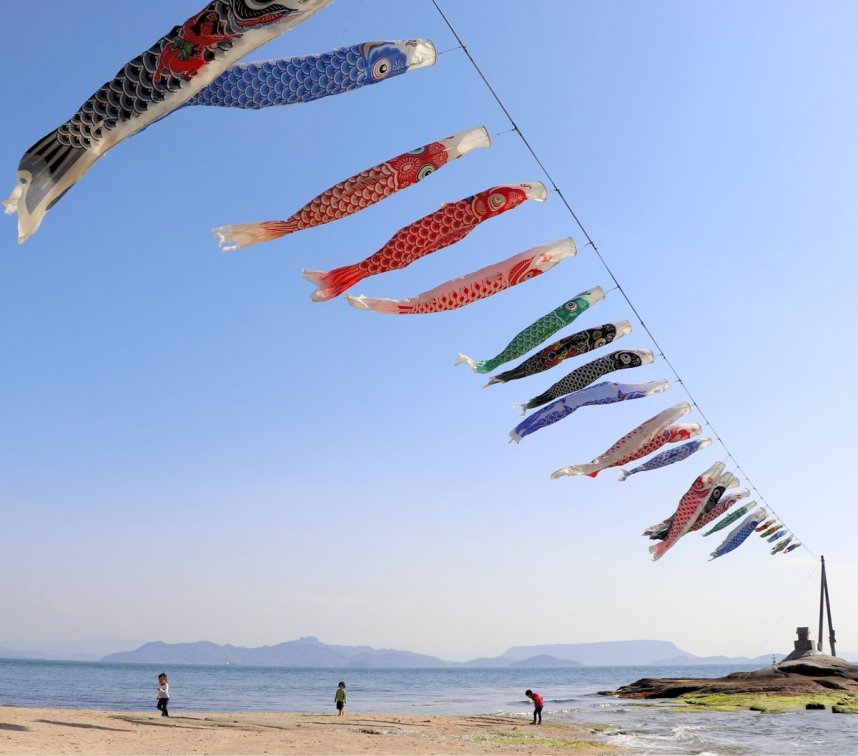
188, 40, 435, 108
709, 508, 766, 560
509, 380, 669, 443
618, 438, 712, 481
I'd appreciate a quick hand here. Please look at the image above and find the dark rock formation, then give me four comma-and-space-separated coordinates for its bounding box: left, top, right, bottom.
600, 654, 858, 700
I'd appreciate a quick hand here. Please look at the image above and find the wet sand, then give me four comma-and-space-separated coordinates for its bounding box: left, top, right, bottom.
0, 707, 618, 754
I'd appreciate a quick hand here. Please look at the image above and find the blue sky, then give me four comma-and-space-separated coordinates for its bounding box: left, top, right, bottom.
1, 1, 857, 662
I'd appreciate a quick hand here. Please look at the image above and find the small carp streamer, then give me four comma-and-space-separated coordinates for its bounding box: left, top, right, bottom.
782, 542, 801, 554
189, 39, 436, 108
486, 321, 631, 386
303, 182, 547, 301
650, 461, 725, 561
214, 126, 489, 250
766, 528, 787, 543
4, 0, 335, 243
755, 519, 775, 533
644, 472, 740, 541
509, 379, 670, 444
346, 238, 575, 314
551, 402, 695, 479
456, 288, 605, 374
618, 438, 712, 481
516, 349, 654, 415
703, 502, 755, 536
709, 508, 767, 561
771, 536, 793, 554
759, 524, 781, 538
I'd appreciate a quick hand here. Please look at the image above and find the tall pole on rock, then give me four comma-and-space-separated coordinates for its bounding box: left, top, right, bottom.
822, 558, 837, 657
818, 556, 825, 652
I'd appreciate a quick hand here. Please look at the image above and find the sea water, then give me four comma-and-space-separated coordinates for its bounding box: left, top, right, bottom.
0, 659, 854, 754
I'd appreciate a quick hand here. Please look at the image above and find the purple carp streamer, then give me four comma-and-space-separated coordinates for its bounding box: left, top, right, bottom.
551, 402, 694, 479
515, 349, 654, 415
188, 39, 435, 108
649, 462, 725, 561
618, 438, 712, 481
214, 126, 489, 250
5, 0, 334, 243
456, 288, 605, 374
509, 379, 670, 444
345, 238, 575, 314
486, 321, 631, 387
703, 502, 755, 536
783, 542, 801, 554
709, 508, 767, 561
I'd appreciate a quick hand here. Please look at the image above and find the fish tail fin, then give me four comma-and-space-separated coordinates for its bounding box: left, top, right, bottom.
454, 353, 478, 371
618, 469, 629, 481
303, 263, 367, 302
7, 129, 92, 243
484, 375, 504, 387
551, 465, 592, 479
649, 541, 669, 560
345, 294, 399, 314
212, 219, 301, 251
508, 431, 522, 444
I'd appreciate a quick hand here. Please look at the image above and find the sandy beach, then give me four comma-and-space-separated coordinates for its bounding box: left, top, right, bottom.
0, 707, 618, 755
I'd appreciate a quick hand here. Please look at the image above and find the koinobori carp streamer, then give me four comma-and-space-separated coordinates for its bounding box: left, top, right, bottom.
345, 238, 575, 314
486, 321, 631, 387
456, 288, 605, 374
551, 402, 695, 479
644, 471, 739, 541
618, 438, 712, 481
214, 126, 489, 250
5, 0, 335, 243
703, 502, 755, 536
303, 182, 547, 301
650, 461, 725, 561
709, 508, 767, 560
516, 349, 654, 415
509, 380, 670, 444
189, 39, 436, 109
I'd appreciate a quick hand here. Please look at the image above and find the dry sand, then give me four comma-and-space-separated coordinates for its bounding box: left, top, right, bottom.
0, 707, 619, 755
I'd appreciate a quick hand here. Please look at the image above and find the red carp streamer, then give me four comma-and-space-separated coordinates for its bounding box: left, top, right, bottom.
214, 127, 490, 250
303, 182, 548, 301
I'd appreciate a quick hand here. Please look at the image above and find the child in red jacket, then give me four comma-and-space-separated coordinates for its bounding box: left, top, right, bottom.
525, 689, 543, 724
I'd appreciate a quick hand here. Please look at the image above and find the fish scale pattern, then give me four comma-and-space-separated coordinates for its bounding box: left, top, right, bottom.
188, 41, 410, 108
487, 322, 628, 386
519, 349, 652, 413
619, 438, 711, 481
509, 380, 669, 443
460, 288, 605, 374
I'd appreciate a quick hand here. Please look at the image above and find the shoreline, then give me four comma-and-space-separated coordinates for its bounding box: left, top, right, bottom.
0, 707, 619, 754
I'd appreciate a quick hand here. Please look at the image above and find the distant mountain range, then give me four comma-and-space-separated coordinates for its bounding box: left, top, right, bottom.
99, 637, 779, 668
5, 637, 854, 667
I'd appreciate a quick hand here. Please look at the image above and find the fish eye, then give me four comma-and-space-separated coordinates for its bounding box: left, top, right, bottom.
406, 147, 426, 155
416, 164, 435, 181
489, 193, 506, 209
563, 301, 579, 312
620, 354, 632, 364
372, 59, 391, 78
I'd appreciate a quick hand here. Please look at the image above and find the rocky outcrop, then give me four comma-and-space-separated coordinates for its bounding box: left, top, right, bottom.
601, 654, 858, 699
